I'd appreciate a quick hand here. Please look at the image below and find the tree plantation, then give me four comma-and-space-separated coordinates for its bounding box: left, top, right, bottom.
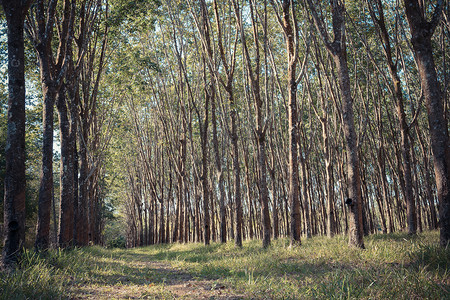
0, 0, 449, 297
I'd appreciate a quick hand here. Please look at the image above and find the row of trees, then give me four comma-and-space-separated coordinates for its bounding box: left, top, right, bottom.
111, 0, 449, 250
1, 0, 109, 268
1, 0, 449, 268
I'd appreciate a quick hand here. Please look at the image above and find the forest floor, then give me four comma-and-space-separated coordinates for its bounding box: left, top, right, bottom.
1, 231, 449, 299
67, 253, 245, 299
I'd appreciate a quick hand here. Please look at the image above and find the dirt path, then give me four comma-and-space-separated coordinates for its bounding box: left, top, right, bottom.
70, 259, 245, 299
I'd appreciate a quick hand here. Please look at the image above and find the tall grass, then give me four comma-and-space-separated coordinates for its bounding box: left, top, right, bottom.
0, 231, 448, 299
0, 250, 66, 299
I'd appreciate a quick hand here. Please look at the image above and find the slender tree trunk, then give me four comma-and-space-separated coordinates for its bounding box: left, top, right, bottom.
374, 154, 387, 234
144, 201, 148, 245
35, 84, 56, 251
212, 85, 227, 243
232, 106, 243, 247
270, 167, 279, 239
242, 148, 253, 240
321, 117, 335, 238
159, 199, 165, 243
201, 87, 211, 246
257, 134, 271, 247
183, 175, 189, 243
195, 184, 201, 242
71, 103, 79, 244
176, 178, 183, 242
178, 135, 186, 243
244, 153, 254, 240
77, 121, 89, 246
280, 0, 301, 246
379, 147, 394, 233
172, 185, 179, 243
299, 148, 312, 238
57, 84, 75, 247
166, 176, 171, 243
210, 186, 216, 242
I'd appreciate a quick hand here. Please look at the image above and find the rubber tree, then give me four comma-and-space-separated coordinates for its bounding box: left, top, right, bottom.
1, 0, 33, 269
403, 0, 449, 247
307, 0, 365, 248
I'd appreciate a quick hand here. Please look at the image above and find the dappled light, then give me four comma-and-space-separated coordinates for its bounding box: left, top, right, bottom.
0, 0, 449, 298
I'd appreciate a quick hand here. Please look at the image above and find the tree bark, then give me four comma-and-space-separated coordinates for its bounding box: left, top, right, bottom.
404, 0, 449, 247
335, 53, 365, 248
71, 94, 79, 244
280, 0, 302, 246
1, 0, 31, 268
201, 86, 211, 246
212, 95, 227, 243
29, 0, 73, 251
56, 84, 75, 247
231, 104, 243, 247
77, 118, 89, 246
35, 83, 56, 250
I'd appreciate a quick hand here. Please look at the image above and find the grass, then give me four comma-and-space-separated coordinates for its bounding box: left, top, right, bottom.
0, 231, 448, 299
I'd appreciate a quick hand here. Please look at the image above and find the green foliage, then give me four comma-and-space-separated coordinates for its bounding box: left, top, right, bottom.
107, 235, 127, 249
108, 0, 161, 32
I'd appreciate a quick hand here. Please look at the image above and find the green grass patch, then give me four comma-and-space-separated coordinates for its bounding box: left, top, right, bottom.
0, 231, 448, 299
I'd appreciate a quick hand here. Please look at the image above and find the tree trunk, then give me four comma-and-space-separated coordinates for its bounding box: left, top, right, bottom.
231, 94, 243, 247
177, 181, 183, 243
159, 199, 165, 243
281, 0, 301, 246
172, 185, 179, 243
307, 0, 364, 248
201, 87, 211, 246
1, 0, 30, 268
270, 167, 279, 239
71, 106, 79, 244
178, 135, 186, 243
35, 84, 56, 251
144, 201, 148, 245
77, 121, 89, 246
334, 53, 365, 248
299, 151, 312, 238
404, 0, 449, 247
57, 84, 75, 248
31, 0, 73, 251
322, 117, 335, 238
212, 85, 227, 243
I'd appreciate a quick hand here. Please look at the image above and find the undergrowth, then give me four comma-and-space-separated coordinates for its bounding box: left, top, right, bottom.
0, 230, 448, 299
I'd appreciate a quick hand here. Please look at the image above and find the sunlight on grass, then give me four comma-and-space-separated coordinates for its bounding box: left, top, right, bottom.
0, 231, 448, 299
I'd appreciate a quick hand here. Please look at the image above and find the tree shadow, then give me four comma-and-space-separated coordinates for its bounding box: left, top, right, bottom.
368, 232, 420, 242
57, 236, 449, 299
